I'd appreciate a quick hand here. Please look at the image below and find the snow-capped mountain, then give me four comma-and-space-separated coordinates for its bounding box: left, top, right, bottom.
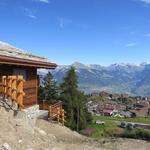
38, 62, 150, 96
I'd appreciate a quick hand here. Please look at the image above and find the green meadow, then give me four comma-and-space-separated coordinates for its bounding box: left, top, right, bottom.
87, 116, 150, 138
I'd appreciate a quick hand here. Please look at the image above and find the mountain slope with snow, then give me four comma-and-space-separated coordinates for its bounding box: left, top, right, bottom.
39, 62, 150, 96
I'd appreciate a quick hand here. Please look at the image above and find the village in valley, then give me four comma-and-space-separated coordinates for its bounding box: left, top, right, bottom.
87, 91, 150, 118
83, 91, 150, 138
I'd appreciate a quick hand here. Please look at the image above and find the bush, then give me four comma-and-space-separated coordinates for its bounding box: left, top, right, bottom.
80, 128, 96, 136
122, 128, 150, 140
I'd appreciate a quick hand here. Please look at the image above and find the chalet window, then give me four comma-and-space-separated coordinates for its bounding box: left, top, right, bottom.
13, 68, 27, 80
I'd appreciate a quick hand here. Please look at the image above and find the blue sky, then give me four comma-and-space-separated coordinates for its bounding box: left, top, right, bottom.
0, 0, 150, 65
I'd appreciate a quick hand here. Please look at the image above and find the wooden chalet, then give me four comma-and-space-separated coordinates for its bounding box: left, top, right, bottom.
0, 41, 57, 108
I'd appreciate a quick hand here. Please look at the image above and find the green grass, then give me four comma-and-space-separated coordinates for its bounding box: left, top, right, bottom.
86, 115, 150, 138
87, 116, 121, 138
93, 116, 150, 124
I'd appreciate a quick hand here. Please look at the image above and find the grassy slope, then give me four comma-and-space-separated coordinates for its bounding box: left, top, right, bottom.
93, 116, 150, 124
87, 116, 150, 138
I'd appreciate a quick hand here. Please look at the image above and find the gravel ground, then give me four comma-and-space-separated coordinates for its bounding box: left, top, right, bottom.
0, 106, 150, 150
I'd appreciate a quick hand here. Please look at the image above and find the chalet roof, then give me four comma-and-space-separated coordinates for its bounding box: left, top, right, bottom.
0, 41, 57, 69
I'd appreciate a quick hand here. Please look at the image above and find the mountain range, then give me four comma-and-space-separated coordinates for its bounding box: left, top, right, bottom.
39, 62, 150, 96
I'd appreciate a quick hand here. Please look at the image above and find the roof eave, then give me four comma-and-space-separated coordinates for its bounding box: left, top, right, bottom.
0, 55, 57, 69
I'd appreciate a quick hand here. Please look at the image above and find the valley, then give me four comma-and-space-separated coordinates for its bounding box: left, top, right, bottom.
39, 62, 150, 96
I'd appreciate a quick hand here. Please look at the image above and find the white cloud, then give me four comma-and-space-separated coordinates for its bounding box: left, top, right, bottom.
141, 0, 150, 3
58, 18, 64, 28
24, 8, 37, 19
27, 14, 37, 19
57, 17, 72, 29
125, 43, 137, 47
33, 0, 50, 3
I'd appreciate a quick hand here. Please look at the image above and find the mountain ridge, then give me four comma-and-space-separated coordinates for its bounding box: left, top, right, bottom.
39, 62, 150, 96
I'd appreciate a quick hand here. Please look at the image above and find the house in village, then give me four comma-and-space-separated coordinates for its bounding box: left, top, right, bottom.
0, 41, 57, 110
99, 91, 110, 97
130, 102, 150, 117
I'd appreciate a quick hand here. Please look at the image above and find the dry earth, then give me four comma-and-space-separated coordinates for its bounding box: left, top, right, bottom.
0, 106, 150, 150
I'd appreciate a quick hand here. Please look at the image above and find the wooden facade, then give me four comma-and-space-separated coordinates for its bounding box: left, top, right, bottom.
0, 65, 37, 107
0, 53, 57, 108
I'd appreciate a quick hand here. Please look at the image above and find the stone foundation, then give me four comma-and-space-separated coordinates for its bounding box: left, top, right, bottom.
18, 105, 49, 132
22, 105, 40, 119
0, 97, 49, 133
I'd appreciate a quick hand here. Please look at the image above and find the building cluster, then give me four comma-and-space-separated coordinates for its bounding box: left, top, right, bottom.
87, 101, 134, 117
88, 91, 150, 118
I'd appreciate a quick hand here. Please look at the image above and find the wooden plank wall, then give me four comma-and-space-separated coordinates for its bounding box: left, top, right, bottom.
23, 68, 37, 107
0, 65, 38, 107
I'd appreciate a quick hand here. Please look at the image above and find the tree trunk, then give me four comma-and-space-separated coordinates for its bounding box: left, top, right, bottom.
77, 105, 79, 132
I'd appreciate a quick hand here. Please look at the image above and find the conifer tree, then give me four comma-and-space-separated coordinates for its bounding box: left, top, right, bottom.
43, 71, 58, 101
38, 71, 58, 102
38, 85, 45, 101
60, 67, 92, 131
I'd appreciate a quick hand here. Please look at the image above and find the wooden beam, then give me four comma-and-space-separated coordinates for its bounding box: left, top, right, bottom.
0, 55, 57, 69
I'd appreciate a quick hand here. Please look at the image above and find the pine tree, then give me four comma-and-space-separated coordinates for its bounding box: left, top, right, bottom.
42, 71, 58, 102
38, 85, 45, 102
60, 67, 78, 129
60, 67, 92, 131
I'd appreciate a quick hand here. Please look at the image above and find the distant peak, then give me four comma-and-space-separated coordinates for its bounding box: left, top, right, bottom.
110, 63, 137, 67
72, 62, 84, 65
72, 62, 87, 68
140, 62, 150, 66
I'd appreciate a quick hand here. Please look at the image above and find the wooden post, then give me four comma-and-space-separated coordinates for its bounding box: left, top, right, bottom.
17, 76, 25, 109
49, 106, 53, 123
2, 76, 7, 99
12, 76, 17, 105
7, 76, 12, 99
62, 109, 64, 126
48, 102, 65, 126
57, 107, 60, 124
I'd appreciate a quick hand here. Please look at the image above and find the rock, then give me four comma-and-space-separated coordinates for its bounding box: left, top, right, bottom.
2, 143, 11, 150
48, 134, 57, 142
34, 127, 47, 136
39, 129, 47, 136
18, 139, 22, 144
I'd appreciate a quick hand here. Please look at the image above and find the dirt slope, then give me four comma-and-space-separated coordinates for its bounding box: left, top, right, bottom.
0, 107, 150, 150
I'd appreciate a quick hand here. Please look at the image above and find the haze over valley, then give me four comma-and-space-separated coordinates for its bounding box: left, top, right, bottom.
40, 62, 150, 96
